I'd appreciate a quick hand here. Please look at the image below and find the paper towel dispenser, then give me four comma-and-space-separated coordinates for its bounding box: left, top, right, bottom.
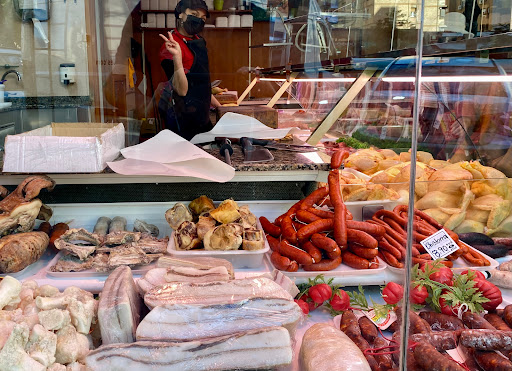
13, 0, 50, 44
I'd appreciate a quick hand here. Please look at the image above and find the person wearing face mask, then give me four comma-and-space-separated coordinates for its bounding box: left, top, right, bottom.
158, 0, 221, 140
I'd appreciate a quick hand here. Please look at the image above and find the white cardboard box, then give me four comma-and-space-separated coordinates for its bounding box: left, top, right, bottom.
3, 122, 125, 173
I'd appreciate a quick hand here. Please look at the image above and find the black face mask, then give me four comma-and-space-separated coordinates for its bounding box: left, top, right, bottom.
183, 15, 205, 35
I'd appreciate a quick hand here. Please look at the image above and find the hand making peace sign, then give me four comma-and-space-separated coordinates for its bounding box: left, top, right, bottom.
159, 31, 182, 61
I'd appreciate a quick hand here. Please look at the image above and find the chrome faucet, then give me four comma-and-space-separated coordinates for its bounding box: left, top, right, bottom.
1, 70, 22, 82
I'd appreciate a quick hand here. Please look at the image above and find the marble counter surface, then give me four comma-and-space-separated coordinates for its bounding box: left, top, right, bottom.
1, 96, 93, 111
203, 145, 330, 171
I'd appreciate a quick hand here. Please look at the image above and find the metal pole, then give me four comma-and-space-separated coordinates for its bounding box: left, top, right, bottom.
95, 0, 105, 122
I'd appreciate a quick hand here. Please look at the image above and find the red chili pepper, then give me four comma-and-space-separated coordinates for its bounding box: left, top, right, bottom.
330, 289, 351, 311
428, 267, 454, 286
410, 285, 428, 305
308, 283, 333, 304
473, 279, 502, 311
382, 282, 404, 305
294, 299, 310, 315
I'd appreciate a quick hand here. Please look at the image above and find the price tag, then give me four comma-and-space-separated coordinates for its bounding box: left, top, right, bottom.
420, 229, 459, 260
353, 308, 397, 330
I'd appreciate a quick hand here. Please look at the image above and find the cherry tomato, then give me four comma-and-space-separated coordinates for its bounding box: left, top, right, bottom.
473, 279, 502, 311
382, 282, 404, 305
330, 289, 350, 311
294, 299, 309, 315
439, 291, 460, 317
410, 285, 428, 305
302, 294, 321, 311
308, 283, 332, 304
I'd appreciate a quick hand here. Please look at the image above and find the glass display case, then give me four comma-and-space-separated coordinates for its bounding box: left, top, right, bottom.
0, 0, 512, 370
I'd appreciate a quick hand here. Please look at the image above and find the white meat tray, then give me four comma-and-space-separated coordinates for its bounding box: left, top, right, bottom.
167, 219, 270, 269
387, 243, 499, 275
3, 122, 125, 173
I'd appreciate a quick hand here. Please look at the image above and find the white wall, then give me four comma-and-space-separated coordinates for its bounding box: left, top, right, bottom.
0, 0, 89, 97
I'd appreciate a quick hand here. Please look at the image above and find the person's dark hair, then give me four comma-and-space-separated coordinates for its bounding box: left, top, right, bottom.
175, 0, 210, 19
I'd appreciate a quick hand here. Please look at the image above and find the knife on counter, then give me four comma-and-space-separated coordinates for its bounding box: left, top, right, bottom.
218, 138, 233, 166
214, 137, 319, 152
214, 137, 274, 163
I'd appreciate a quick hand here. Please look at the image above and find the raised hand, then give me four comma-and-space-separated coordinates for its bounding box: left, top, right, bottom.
159, 32, 182, 60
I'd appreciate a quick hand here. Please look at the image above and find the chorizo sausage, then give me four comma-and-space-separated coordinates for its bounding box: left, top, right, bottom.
473, 350, 512, 371
379, 239, 403, 260
504, 305, 512, 327
275, 199, 303, 225
340, 310, 360, 337
49, 222, 70, 249
347, 228, 378, 249
349, 243, 378, 260
295, 209, 322, 224
330, 149, 349, 169
280, 216, 298, 244
311, 233, 341, 259
374, 209, 407, 227
278, 240, 314, 265
297, 218, 334, 243
341, 250, 370, 269
300, 187, 329, 210
301, 241, 323, 263
484, 313, 512, 331
270, 251, 298, 272
259, 216, 281, 237
346, 220, 385, 237
328, 170, 347, 248
307, 207, 334, 219
413, 342, 466, 371
410, 331, 459, 351
372, 336, 394, 370
358, 316, 378, 344
379, 251, 404, 268
266, 234, 281, 252
462, 312, 496, 330
368, 257, 380, 269
419, 312, 464, 332
460, 329, 512, 350
37, 221, 52, 236
303, 256, 342, 271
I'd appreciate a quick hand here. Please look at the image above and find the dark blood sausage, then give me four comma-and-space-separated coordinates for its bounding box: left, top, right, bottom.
302, 256, 342, 271
270, 251, 298, 272
311, 233, 341, 259
347, 228, 378, 249
280, 216, 298, 244
413, 342, 466, 371
462, 312, 496, 330
341, 250, 370, 269
259, 216, 281, 237
474, 350, 512, 371
301, 241, 323, 263
419, 312, 465, 331
485, 313, 512, 332
278, 240, 314, 265
358, 316, 378, 344
373, 336, 394, 370
410, 331, 459, 351
460, 329, 512, 351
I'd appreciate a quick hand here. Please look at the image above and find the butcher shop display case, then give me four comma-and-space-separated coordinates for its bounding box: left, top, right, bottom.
1, 0, 512, 370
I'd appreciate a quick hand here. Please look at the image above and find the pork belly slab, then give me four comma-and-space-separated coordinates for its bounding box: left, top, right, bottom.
98, 266, 141, 345
86, 326, 292, 371
136, 297, 302, 342
143, 277, 293, 309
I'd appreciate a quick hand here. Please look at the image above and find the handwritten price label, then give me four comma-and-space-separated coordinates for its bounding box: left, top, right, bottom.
420, 229, 459, 260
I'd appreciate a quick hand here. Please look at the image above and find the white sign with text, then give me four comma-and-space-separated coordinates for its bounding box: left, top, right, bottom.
420, 229, 459, 260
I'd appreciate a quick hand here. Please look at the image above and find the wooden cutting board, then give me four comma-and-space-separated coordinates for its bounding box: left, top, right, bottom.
216, 105, 278, 128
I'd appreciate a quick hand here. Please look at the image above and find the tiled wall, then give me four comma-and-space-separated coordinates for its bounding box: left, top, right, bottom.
0, 0, 89, 97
